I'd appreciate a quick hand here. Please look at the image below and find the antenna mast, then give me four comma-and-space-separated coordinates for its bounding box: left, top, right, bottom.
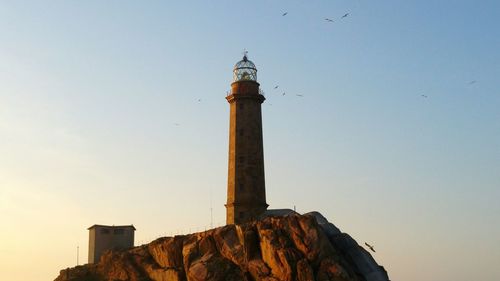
210, 188, 213, 229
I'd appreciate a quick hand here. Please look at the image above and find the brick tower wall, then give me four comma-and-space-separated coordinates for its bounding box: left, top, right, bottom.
226, 80, 268, 224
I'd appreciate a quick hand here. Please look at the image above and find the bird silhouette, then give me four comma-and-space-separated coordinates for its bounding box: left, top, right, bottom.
282, 12, 288, 16
197, 99, 201, 102
469, 80, 477, 84
421, 94, 428, 98
274, 85, 279, 89
296, 94, 304, 97
341, 13, 349, 19
325, 18, 334, 22
174, 123, 180, 126
282, 92, 286, 96
365, 242, 376, 253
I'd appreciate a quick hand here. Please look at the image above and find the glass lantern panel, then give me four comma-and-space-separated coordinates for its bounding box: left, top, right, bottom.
233, 57, 257, 82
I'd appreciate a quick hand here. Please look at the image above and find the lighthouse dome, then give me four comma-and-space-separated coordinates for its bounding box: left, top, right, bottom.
233, 55, 257, 82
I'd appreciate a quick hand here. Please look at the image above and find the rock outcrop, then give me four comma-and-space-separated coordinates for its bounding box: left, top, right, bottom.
55, 213, 389, 281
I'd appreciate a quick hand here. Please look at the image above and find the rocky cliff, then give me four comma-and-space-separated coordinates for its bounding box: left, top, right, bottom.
55, 213, 389, 281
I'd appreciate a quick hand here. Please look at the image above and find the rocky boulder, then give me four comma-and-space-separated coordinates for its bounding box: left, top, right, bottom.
55, 213, 389, 281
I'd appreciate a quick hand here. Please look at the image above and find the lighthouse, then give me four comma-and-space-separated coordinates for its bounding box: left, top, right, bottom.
225, 54, 268, 224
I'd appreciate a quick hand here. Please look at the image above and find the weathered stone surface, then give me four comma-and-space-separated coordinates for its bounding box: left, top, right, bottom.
316, 258, 354, 281
296, 259, 314, 281
55, 265, 99, 281
257, 220, 302, 281
55, 213, 389, 281
248, 260, 272, 280
304, 211, 341, 237
188, 253, 244, 281
148, 236, 185, 270
212, 224, 247, 266
328, 234, 389, 281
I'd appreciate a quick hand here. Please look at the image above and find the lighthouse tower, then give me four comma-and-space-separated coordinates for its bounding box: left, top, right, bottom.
225, 54, 268, 225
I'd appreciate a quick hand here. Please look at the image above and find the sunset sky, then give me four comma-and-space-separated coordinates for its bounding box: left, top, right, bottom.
1, 1, 499, 280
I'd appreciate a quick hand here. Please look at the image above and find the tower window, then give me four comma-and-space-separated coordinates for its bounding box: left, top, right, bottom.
239, 129, 244, 136
239, 103, 244, 110
100, 229, 110, 234
113, 228, 125, 235
239, 184, 245, 191
239, 212, 244, 219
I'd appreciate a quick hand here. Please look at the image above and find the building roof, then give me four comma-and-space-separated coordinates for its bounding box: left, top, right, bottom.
87, 224, 136, 230
259, 209, 297, 219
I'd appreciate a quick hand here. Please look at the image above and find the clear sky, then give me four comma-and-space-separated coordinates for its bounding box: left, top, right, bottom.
0, 1, 499, 280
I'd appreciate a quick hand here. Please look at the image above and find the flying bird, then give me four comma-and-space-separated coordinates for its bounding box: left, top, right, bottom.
274, 85, 279, 89
282, 92, 286, 96
341, 13, 350, 19
365, 242, 376, 253
325, 18, 334, 22
296, 94, 304, 97
282, 12, 288, 16
469, 80, 477, 84
197, 99, 201, 102
421, 94, 428, 98
174, 123, 180, 126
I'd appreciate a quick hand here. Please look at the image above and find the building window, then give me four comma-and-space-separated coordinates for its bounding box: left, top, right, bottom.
239, 129, 244, 136
113, 228, 125, 235
239, 103, 244, 110
239, 184, 245, 191
239, 212, 244, 219
100, 228, 110, 234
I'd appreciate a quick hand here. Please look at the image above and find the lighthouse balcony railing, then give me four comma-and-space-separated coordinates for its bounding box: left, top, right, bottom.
226, 89, 265, 97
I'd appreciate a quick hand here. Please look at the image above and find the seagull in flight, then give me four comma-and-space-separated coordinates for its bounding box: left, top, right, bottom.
469, 80, 477, 85
325, 18, 334, 22
341, 13, 350, 19
296, 94, 304, 97
174, 123, 180, 126
365, 242, 376, 253
274, 85, 279, 89
282, 12, 288, 16
282, 92, 286, 96
197, 99, 201, 102
421, 94, 428, 98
